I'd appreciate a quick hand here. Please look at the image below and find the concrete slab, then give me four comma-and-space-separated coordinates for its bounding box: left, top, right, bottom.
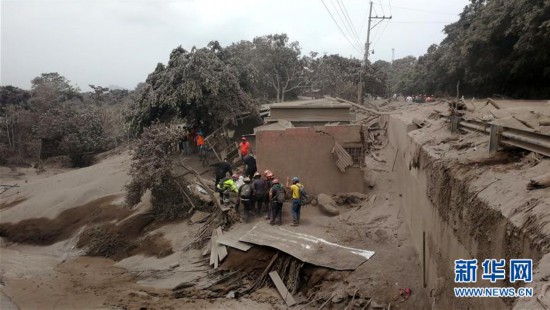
239, 222, 375, 270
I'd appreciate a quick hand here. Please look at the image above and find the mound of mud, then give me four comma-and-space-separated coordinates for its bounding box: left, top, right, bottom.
0, 195, 131, 245
77, 224, 173, 261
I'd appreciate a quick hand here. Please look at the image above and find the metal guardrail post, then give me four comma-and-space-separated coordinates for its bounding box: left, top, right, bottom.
451, 116, 461, 134
489, 124, 503, 154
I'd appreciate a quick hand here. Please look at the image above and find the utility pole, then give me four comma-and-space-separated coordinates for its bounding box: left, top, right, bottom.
392, 48, 395, 64
357, 1, 392, 104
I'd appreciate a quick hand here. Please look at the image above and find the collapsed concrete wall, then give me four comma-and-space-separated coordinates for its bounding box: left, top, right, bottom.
255, 125, 364, 194
386, 114, 550, 309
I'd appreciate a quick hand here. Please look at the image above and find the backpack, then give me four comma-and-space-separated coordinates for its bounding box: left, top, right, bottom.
240, 184, 252, 199
275, 185, 286, 204
299, 184, 308, 205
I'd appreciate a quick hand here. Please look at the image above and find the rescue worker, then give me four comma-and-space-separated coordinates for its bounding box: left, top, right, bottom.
211, 158, 232, 190
252, 172, 268, 217
286, 176, 304, 226
239, 136, 251, 159
263, 170, 275, 220
242, 154, 257, 178
237, 177, 253, 223
196, 130, 205, 158
269, 179, 285, 225
217, 174, 238, 204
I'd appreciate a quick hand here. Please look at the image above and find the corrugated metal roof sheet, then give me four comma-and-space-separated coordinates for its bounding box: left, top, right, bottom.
239, 222, 375, 270
332, 141, 353, 173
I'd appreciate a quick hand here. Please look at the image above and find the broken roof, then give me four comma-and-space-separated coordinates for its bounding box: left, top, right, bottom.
265, 98, 356, 124
254, 119, 294, 133
269, 98, 351, 109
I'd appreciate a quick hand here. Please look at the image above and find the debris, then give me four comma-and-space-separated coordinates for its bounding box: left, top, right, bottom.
317, 193, 340, 216
202, 241, 210, 256
169, 263, 180, 269
412, 117, 428, 128
172, 282, 194, 291
209, 230, 218, 268
512, 115, 535, 130
332, 141, 354, 173
269, 271, 296, 307
371, 152, 386, 163
447, 99, 467, 116
538, 284, 550, 310
225, 290, 236, 299
370, 301, 387, 309
195, 184, 208, 195
487, 98, 502, 109
217, 236, 253, 252
331, 291, 345, 303
239, 222, 375, 270
365, 173, 376, 188
190, 211, 210, 224
527, 173, 550, 190
318, 293, 336, 309
0, 184, 19, 195
399, 287, 411, 300
333, 192, 367, 205
216, 227, 228, 262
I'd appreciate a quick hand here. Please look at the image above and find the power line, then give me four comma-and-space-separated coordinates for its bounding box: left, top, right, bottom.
371, 19, 390, 50
378, 0, 385, 16
379, 4, 458, 16
330, 0, 364, 52
390, 21, 453, 24
336, 0, 363, 51
320, 0, 364, 55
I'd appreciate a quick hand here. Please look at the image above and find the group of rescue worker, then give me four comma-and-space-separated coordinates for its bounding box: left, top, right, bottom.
212, 137, 306, 226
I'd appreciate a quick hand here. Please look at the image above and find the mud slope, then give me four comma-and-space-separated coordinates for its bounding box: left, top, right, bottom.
0, 151, 131, 223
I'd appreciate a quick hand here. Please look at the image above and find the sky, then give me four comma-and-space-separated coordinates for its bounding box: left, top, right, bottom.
1, 0, 469, 91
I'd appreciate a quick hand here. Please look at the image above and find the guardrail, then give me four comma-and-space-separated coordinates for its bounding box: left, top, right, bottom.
451, 117, 550, 157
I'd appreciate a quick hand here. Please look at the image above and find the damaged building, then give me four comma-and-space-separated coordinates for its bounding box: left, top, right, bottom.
255, 98, 366, 194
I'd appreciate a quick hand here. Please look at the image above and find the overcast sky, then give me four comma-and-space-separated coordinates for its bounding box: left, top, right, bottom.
1, 0, 469, 91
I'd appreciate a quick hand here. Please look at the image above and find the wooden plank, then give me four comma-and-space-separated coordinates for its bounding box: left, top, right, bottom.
216, 227, 228, 262
190, 211, 211, 224
202, 240, 211, 256
216, 225, 254, 251
269, 271, 296, 307
209, 230, 218, 266
217, 238, 253, 252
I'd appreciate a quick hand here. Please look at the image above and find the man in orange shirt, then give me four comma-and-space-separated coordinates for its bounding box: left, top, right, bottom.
196, 132, 205, 158
239, 136, 251, 159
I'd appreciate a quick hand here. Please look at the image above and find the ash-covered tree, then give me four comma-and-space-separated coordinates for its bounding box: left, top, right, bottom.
35, 103, 107, 165
126, 123, 202, 219
130, 41, 257, 134
30, 72, 82, 107
393, 0, 550, 98
251, 34, 305, 102
0, 86, 30, 112
309, 54, 362, 101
